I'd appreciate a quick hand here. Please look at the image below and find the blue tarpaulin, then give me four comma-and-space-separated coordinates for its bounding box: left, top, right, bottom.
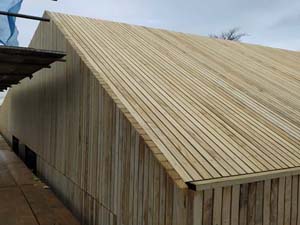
0, 0, 23, 46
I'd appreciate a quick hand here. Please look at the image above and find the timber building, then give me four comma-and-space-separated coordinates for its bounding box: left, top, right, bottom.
1, 11, 300, 225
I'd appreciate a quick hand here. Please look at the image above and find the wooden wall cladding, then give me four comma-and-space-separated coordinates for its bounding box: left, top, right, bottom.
192, 175, 300, 225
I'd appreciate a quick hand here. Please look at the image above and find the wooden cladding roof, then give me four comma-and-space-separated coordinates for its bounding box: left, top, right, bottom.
49, 12, 300, 187
0, 46, 65, 92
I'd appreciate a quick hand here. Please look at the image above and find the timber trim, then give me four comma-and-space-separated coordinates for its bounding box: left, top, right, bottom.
188, 166, 300, 191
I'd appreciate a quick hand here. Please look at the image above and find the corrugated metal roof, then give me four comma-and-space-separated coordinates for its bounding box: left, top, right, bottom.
49, 11, 300, 186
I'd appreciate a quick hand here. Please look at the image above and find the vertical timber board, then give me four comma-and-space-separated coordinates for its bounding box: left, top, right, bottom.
203, 189, 213, 225
248, 182, 257, 225
291, 176, 298, 225
270, 178, 279, 225
278, 177, 285, 225
255, 181, 264, 225
263, 180, 271, 225
285, 176, 292, 225
193, 191, 203, 225
297, 176, 300, 225
239, 183, 249, 225
222, 186, 231, 225
213, 187, 222, 225
231, 185, 240, 225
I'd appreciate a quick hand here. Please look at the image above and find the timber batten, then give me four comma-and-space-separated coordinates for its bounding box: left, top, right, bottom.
0, 11, 300, 225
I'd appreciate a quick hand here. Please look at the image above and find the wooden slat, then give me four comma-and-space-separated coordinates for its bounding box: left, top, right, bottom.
203, 189, 213, 225
239, 183, 249, 225
248, 183, 256, 225
285, 176, 292, 225
222, 186, 231, 225
213, 187, 222, 225
231, 185, 240, 225
291, 176, 298, 225
278, 177, 285, 225
255, 181, 264, 225
270, 179, 279, 225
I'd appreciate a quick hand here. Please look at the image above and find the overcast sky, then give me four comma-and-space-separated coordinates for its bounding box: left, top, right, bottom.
1, 0, 299, 104
16, 0, 300, 49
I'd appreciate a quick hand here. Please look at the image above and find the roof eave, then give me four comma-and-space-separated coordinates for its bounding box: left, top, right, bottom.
188, 167, 300, 191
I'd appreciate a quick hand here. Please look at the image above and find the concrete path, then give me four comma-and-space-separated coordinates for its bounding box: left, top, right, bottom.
0, 136, 80, 225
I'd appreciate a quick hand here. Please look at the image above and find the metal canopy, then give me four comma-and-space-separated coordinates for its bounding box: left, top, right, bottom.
0, 45, 65, 91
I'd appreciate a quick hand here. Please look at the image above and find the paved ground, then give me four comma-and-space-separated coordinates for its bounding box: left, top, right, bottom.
0, 136, 80, 225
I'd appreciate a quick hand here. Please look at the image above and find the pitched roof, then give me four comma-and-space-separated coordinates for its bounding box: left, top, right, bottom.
48, 11, 300, 188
